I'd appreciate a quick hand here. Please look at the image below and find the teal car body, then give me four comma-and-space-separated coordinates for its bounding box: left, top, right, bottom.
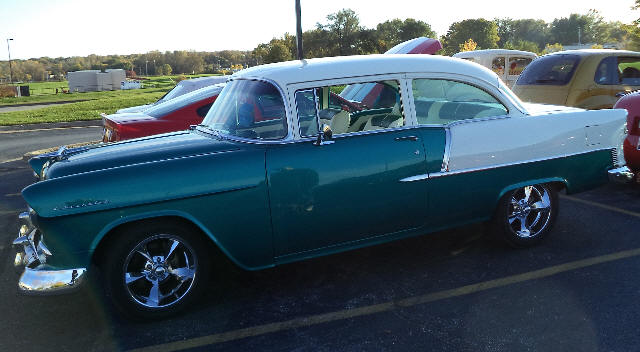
12, 55, 630, 316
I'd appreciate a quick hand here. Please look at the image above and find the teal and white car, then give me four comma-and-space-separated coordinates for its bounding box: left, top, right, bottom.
13, 54, 630, 318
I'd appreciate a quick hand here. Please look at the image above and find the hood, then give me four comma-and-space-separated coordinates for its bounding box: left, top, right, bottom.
38, 130, 241, 180
512, 84, 571, 106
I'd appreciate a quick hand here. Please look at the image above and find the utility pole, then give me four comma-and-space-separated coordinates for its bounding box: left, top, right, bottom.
295, 0, 303, 60
578, 28, 581, 46
6, 38, 14, 83
145, 60, 148, 76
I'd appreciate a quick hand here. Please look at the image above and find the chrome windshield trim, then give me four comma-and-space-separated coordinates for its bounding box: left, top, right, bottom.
202, 77, 293, 143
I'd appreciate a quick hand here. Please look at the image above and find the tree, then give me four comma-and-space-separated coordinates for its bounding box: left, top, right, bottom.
442, 19, 500, 55
376, 18, 437, 51
262, 39, 293, 64
542, 43, 564, 54
460, 38, 478, 52
323, 9, 362, 56
503, 40, 540, 54
162, 64, 172, 76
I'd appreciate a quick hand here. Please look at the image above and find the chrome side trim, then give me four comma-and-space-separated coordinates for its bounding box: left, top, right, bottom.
441, 127, 451, 172
18, 266, 86, 295
399, 147, 614, 182
399, 174, 429, 182
431, 148, 613, 178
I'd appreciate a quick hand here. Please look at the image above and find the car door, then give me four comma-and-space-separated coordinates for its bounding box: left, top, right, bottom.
266, 78, 429, 258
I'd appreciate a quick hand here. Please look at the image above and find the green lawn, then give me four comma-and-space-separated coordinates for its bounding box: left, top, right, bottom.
0, 74, 222, 125
0, 74, 220, 106
0, 89, 166, 125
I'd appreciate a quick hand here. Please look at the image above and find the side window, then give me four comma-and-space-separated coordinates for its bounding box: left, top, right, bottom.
295, 80, 404, 137
618, 57, 640, 86
492, 57, 506, 76
508, 57, 533, 76
595, 56, 618, 85
412, 79, 508, 125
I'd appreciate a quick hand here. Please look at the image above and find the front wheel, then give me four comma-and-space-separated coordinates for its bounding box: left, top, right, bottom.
103, 222, 211, 320
491, 184, 558, 248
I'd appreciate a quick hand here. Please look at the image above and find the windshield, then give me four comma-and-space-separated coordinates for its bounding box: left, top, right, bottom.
516, 54, 580, 85
145, 84, 223, 118
202, 80, 288, 140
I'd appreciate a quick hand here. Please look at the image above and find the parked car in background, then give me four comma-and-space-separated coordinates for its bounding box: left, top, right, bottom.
384, 37, 442, 54
102, 83, 224, 142
116, 75, 229, 114
612, 91, 640, 182
513, 49, 640, 109
14, 54, 629, 319
453, 49, 537, 87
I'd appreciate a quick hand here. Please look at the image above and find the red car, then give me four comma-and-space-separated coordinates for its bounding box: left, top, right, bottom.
102, 83, 224, 142
613, 91, 640, 182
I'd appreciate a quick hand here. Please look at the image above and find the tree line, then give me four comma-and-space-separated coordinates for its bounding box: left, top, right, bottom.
2, 7, 640, 82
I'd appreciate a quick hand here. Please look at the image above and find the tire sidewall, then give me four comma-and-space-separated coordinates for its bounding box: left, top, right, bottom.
494, 184, 559, 248
103, 221, 211, 320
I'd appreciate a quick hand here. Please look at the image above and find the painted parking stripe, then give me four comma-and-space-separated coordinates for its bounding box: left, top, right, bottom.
0, 125, 101, 134
560, 194, 640, 219
129, 247, 640, 352
0, 157, 23, 164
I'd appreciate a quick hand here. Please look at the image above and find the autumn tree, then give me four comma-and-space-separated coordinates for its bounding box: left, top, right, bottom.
442, 19, 500, 55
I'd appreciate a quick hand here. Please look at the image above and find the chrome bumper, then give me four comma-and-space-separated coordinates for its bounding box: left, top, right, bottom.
12, 210, 86, 294
608, 166, 635, 184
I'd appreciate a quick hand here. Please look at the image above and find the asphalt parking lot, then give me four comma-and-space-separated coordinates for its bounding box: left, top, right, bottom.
1, 125, 640, 351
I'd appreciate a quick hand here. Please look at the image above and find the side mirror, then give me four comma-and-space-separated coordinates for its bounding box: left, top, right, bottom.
314, 123, 334, 146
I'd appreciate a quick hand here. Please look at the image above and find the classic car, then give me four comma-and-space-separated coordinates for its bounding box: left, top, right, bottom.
116, 75, 229, 114
105, 38, 440, 142
13, 54, 631, 319
102, 83, 224, 142
453, 49, 537, 88
513, 49, 640, 109
612, 91, 640, 182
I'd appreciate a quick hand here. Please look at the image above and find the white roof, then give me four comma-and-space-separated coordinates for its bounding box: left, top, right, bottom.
233, 54, 501, 88
453, 49, 538, 58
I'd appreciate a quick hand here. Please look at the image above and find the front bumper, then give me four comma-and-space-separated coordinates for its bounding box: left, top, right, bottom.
12, 210, 86, 294
608, 166, 635, 184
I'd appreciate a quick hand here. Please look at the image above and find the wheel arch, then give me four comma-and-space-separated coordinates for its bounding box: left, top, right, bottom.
494, 177, 568, 211
90, 210, 251, 271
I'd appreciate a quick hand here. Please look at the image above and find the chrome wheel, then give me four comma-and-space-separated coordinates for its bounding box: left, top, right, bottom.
123, 234, 197, 308
507, 185, 552, 238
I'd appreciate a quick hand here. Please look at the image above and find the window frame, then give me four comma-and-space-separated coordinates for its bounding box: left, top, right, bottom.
404, 74, 513, 127
289, 74, 413, 140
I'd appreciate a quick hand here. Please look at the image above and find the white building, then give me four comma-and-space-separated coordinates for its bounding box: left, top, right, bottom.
67, 69, 127, 92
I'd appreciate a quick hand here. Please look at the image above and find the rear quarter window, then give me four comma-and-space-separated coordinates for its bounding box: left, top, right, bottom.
516, 54, 581, 86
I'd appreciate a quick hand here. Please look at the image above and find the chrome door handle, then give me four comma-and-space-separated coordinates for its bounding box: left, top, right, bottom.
394, 135, 419, 141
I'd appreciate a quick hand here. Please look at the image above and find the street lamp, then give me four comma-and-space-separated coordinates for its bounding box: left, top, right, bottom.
6, 38, 14, 84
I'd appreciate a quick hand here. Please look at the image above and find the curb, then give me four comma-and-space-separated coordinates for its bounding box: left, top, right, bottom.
0, 119, 102, 131
0, 100, 89, 108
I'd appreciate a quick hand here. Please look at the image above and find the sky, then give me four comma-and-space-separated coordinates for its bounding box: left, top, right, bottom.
0, 0, 637, 60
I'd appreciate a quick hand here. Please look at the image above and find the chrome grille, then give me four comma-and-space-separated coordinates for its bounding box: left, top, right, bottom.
611, 148, 619, 166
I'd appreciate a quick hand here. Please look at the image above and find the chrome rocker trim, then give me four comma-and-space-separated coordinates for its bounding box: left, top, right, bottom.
608, 166, 635, 184
12, 209, 87, 294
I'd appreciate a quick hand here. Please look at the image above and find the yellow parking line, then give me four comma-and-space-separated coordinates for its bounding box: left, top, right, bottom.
0, 125, 101, 134
129, 247, 640, 352
560, 194, 640, 219
0, 157, 23, 164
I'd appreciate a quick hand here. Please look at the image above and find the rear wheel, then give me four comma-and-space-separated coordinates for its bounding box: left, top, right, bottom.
103, 222, 211, 320
491, 184, 558, 248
